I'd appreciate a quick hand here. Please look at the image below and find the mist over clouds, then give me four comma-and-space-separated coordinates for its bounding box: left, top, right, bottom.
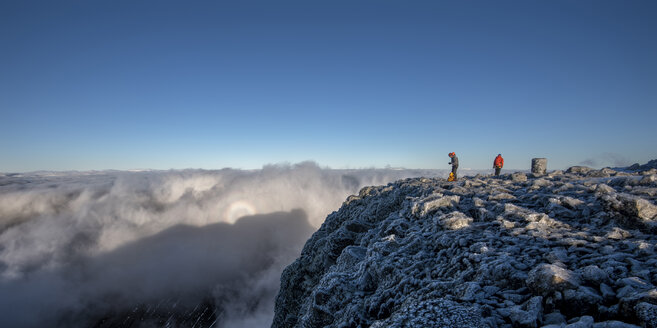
579, 152, 631, 168
0, 162, 444, 327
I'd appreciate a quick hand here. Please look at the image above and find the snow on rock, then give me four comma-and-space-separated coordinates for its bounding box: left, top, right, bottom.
526, 264, 581, 296
272, 167, 657, 328
567, 166, 593, 175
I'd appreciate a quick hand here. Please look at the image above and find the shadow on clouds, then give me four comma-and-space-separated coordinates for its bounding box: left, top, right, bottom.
0, 210, 314, 328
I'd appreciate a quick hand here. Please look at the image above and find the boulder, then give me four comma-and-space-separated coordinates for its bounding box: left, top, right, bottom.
643, 169, 657, 176
526, 264, 580, 296
512, 172, 528, 182
618, 289, 657, 324
566, 315, 594, 328
635, 302, 657, 328
600, 283, 616, 302
619, 196, 657, 221
567, 166, 593, 174
563, 286, 604, 315
438, 211, 473, 230
613, 195, 657, 230
580, 265, 610, 284
543, 311, 567, 325
606, 227, 632, 240
589, 169, 612, 178
508, 296, 543, 328
640, 175, 657, 186
595, 184, 616, 194
418, 195, 461, 215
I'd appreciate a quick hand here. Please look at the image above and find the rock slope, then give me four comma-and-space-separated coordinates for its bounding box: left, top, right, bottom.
272, 166, 657, 328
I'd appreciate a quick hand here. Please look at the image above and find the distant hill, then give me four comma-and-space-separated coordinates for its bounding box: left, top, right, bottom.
622, 159, 657, 172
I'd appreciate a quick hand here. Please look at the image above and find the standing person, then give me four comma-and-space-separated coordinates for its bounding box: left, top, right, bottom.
493, 154, 504, 176
448, 152, 459, 181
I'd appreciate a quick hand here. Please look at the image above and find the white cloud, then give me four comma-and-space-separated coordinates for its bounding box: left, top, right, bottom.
0, 162, 448, 327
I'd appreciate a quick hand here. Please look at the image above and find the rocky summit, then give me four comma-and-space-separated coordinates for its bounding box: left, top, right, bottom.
272, 165, 657, 328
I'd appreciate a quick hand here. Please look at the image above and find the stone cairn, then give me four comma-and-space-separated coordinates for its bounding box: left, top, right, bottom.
532, 158, 547, 175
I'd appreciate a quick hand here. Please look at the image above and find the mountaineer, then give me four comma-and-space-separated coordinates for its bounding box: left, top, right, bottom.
493, 154, 504, 176
448, 152, 459, 181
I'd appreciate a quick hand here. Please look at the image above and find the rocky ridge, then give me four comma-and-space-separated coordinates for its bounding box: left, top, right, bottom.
272, 165, 657, 328
625, 160, 657, 173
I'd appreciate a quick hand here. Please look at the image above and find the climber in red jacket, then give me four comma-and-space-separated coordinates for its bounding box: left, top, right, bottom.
493, 154, 504, 176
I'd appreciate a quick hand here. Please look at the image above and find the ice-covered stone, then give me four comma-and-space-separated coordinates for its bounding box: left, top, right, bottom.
617, 277, 652, 291
606, 227, 632, 240
512, 172, 528, 182
634, 302, 657, 328
438, 211, 473, 230
567, 166, 593, 174
489, 192, 516, 201
580, 265, 610, 284
600, 283, 616, 301
509, 296, 543, 328
617, 195, 657, 221
417, 194, 460, 215
618, 289, 657, 324
566, 315, 594, 328
640, 175, 657, 186
527, 264, 581, 296
543, 311, 567, 325
589, 169, 613, 178
563, 286, 604, 315
595, 184, 616, 194
604, 194, 657, 231
635, 199, 657, 220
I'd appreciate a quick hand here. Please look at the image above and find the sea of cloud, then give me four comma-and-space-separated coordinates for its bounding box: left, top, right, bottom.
0, 162, 467, 327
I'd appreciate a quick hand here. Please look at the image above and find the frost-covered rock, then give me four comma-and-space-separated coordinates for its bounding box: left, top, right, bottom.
634, 302, 657, 328
273, 165, 657, 328
580, 265, 610, 285
527, 264, 580, 296
567, 315, 595, 328
603, 194, 657, 232
508, 295, 543, 327
568, 166, 593, 174
512, 172, 528, 182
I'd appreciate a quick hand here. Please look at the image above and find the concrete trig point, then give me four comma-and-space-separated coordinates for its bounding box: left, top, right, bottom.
531, 158, 547, 175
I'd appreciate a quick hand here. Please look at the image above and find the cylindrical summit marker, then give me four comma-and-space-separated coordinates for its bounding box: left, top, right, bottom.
531, 158, 547, 175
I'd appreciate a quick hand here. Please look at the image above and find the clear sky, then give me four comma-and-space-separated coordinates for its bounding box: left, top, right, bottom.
1, 0, 656, 172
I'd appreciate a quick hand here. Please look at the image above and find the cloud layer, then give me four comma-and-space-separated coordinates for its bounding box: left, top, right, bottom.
0, 162, 442, 327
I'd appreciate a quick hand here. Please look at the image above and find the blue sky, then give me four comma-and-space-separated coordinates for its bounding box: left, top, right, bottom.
1, 0, 656, 172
